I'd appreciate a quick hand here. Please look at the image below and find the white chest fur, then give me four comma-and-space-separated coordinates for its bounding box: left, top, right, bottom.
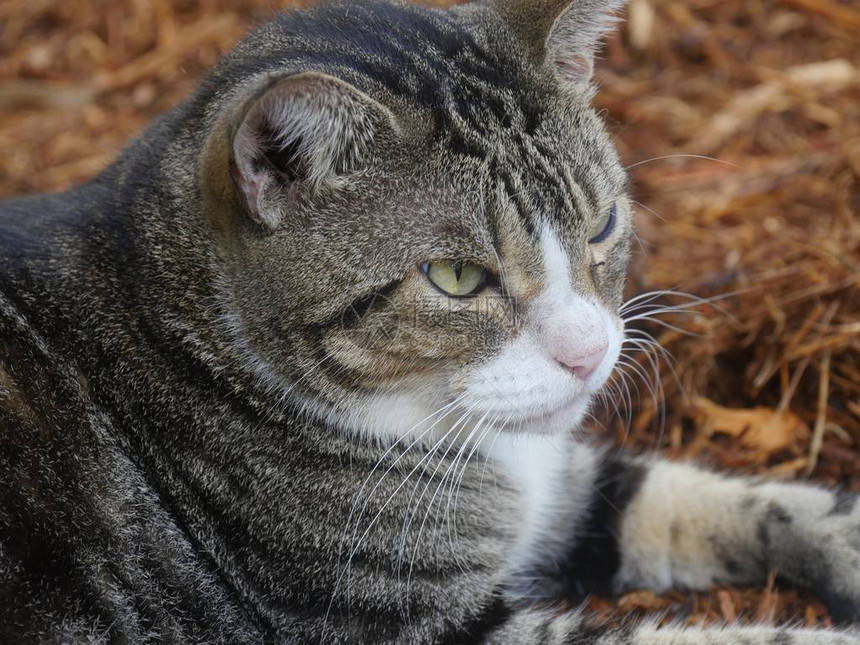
480, 433, 599, 576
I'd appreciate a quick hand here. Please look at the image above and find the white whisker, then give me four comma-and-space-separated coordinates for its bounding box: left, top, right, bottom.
625, 153, 740, 171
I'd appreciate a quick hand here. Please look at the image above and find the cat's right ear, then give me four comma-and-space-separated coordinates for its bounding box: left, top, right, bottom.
489, 0, 626, 90
225, 72, 397, 231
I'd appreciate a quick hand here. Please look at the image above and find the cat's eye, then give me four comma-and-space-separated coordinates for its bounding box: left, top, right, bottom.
422, 260, 488, 297
588, 203, 617, 244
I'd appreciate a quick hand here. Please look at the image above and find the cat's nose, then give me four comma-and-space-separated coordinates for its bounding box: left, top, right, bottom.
554, 342, 608, 381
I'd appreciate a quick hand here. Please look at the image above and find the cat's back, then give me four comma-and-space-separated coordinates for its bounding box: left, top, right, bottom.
0, 186, 117, 641
0, 184, 111, 413
0, 196, 260, 644
0, 186, 102, 428
0, 179, 118, 304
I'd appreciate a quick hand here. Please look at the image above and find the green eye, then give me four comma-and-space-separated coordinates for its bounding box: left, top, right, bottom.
588, 203, 617, 244
423, 260, 488, 297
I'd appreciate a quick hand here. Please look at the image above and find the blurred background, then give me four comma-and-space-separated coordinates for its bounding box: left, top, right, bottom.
1, 0, 858, 629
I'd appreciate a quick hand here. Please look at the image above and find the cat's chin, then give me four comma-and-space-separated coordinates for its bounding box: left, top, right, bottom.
489, 395, 589, 436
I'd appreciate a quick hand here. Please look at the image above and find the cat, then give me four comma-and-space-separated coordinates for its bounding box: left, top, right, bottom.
0, 0, 858, 642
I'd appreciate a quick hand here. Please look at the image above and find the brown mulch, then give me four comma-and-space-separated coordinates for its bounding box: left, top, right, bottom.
1, 0, 858, 630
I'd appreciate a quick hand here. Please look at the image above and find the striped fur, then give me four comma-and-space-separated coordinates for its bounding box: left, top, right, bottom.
0, 1, 858, 643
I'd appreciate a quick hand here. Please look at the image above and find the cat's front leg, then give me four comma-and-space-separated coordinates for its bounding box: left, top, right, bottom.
480, 608, 860, 644
612, 458, 860, 624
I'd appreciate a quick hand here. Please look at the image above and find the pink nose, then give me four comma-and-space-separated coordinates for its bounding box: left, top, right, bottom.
555, 343, 608, 381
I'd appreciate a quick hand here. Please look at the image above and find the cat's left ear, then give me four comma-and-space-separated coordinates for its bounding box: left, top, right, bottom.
489, 0, 626, 88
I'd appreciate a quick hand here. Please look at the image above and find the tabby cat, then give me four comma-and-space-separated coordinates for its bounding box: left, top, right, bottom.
0, 0, 858, 642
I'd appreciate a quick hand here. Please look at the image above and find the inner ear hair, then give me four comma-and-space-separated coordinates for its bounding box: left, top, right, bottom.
255, 121, 308, 186
228, 72, 397, 231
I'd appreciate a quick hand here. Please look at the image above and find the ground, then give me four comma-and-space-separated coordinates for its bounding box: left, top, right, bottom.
0, 0, 857, 629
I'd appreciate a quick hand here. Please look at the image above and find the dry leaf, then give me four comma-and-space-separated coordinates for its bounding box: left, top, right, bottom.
617, 591, 673, 611
690, 397, 810, 455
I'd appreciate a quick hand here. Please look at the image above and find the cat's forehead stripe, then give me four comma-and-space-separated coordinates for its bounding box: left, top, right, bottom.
239, 3, 543, 152
490, 150, 607, 247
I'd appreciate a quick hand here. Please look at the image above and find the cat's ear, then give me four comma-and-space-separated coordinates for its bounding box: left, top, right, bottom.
489, 0, 626, 88
229, 72, 396, 230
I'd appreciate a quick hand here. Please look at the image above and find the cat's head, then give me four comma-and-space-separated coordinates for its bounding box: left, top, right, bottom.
200, 0, 631, 441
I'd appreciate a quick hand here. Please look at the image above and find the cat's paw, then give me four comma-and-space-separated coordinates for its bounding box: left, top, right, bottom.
765, 493, 860, 625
